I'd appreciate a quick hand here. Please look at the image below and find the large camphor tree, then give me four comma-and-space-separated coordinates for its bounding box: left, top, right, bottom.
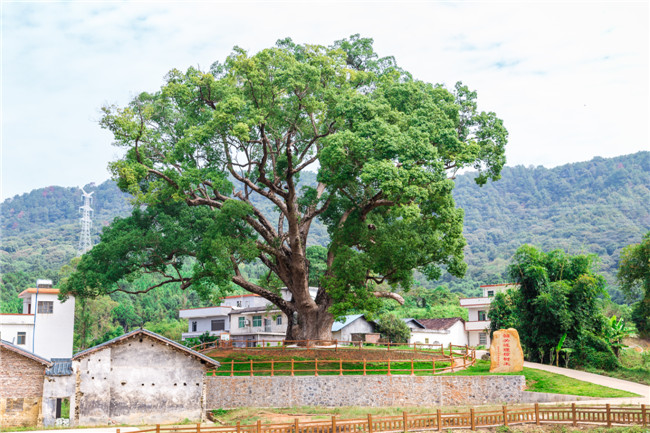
62, 36, 507, 342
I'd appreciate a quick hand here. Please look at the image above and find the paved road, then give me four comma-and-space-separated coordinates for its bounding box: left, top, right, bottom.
523, 361, 650, 404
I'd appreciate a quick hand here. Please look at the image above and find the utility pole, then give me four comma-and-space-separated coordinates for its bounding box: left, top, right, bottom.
78, 188, 94, 255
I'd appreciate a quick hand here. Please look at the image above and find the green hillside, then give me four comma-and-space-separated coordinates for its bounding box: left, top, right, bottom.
1, 152, 648, 312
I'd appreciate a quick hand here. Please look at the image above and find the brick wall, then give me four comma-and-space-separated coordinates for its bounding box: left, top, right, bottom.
0, 347, 46, 428
207, 375, 525, 408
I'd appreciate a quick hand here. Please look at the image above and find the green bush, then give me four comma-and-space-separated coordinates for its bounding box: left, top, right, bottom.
574, 333, 620, 370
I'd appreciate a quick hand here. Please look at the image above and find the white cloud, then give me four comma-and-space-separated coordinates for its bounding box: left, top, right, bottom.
2, 1, 648, 199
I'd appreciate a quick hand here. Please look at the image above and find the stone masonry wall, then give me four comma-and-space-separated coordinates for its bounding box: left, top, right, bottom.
207, 375, 525, 408
0, 347, 46, 428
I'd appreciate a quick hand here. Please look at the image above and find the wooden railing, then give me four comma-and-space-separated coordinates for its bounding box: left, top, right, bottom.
193, 340, 472, 358
124, 404, 648, 433
206, 355, 475, 376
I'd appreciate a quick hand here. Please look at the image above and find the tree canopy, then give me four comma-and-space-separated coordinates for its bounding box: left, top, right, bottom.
62, 35, 507, 342
490, 245, 617, 370
617, 231, 650, 336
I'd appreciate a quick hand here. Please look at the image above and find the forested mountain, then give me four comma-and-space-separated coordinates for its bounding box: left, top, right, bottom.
1, 152, 648, 316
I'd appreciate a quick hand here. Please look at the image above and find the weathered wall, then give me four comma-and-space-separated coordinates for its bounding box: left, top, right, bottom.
42, 374, 75, 426
76, 335, 209, 426
207, 375, 525, 408
0, 347, 46, 428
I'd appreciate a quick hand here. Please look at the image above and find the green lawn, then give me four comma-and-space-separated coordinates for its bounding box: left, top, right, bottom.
443, 360, 639, 398
209, 356, 454, 376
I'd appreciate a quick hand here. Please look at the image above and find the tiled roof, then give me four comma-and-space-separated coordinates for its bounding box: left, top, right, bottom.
0, 339, 52, 366
72, 328, 220, 367
402, 318, 426, 328
18, 288, 60, 297
46, 358, 73, 376
416, 318, 464, 331
332, 314, 367, 332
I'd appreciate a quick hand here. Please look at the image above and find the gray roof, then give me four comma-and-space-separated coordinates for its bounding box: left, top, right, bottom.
47, 358, 73, 376
72, 328, 220, 367
402, 318, 426, 328
332, 314, 366, 332
0, 339, 52, 366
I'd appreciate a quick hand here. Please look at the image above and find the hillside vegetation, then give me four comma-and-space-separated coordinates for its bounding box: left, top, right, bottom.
1, 152, 648, 330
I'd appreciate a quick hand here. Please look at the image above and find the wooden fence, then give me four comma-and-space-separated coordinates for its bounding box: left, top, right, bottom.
192, 340, 469, 358
207, 355, 475, 376
124, 404, 648, 433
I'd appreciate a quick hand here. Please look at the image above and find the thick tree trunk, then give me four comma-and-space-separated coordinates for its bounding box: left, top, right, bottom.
284, 287, 335, 345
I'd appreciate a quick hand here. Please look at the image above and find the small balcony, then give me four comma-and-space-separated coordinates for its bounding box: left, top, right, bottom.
465, 320, 490, 332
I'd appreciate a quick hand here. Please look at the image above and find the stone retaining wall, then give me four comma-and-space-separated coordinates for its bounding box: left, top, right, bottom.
207, 375, 524, 408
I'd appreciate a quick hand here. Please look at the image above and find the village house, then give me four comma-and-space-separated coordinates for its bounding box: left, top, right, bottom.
0, 280, 75, 360
0, 339, 52, 429
331, 314, 378, 342
404, 318, 468, 347
459, 284, 517, 347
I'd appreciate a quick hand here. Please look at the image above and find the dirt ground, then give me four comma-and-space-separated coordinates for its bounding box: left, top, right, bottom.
624, 337, 650, 352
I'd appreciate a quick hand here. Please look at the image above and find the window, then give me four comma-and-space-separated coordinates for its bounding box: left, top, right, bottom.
479, 332, 487, 345
424, 338, 429, 344
276, 316, 282, 326
211, 319, 225, 331
191, 321, 197, 332
252, 315, 262, 327
487, 290, 494, 297
37, 301, 53, 314
236, 301, 242, 307
16, 332, 26, 345
239, 317, 246, 328
478, 310, 488, 321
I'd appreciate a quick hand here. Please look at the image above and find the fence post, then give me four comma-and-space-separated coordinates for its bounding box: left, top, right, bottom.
156, 425, 160, 433
470, 408, 475, 431
414, 342, 417, 354
315, 358, 318, 376
368, 414, 373, 433
250, 359, 254, 377
197, 423, 201, 433
231, 360, 234, 377
403, 411, 408, 433
257, 419, 262, 433
340, 359, 343, 376
117, 429, 121, 433
271, 359, 274, 377
642, 404, 647, 427
363, 358, 367, 376
432, 359, 436, 375
448, 342, 452, 356
606, 404, 611, 428
502, 405, 508, 427
410, 359, 414, 376
572, 403, 577, 427
294, 418, 299, 433
332, 416, 337, 433
291, 358, 295, 376
437, 409, 442, 431
237, 421, 241, 433
535, 403, 540, 425
387, 359, 391, 376
335, 340, 338, 352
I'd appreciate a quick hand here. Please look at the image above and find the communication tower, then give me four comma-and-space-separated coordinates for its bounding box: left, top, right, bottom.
78, 188, 94, 255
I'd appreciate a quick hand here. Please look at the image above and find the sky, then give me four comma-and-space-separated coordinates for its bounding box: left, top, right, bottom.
1, 1, 648, 200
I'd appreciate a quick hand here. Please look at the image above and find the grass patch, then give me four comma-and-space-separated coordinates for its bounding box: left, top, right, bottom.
443, 360, 639, 398
209, 356, 452, 376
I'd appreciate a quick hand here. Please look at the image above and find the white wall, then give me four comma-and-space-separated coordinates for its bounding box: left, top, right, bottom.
468, 331, 490, 347
409, 322, 468, 346
0, 317, 33, 349
30, 293, 75, 359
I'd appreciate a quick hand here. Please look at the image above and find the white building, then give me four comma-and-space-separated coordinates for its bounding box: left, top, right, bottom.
0, 280, 75, 359
459, 284, 517, 347
404, 318, 468, 347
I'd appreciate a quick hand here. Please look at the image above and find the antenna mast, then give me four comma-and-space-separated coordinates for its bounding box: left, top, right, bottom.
78, 188, 94, 255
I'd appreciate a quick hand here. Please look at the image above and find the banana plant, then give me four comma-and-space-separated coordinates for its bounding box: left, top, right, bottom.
607, 315, 632, 357
555, 333, 567, 367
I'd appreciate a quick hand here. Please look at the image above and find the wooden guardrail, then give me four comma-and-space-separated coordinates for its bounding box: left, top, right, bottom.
123, 404, 648, 433
206, 354, 475, 376
192, 340, 471, 358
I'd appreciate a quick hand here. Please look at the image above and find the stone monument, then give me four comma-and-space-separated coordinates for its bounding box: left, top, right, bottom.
489, 328, 524, 373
